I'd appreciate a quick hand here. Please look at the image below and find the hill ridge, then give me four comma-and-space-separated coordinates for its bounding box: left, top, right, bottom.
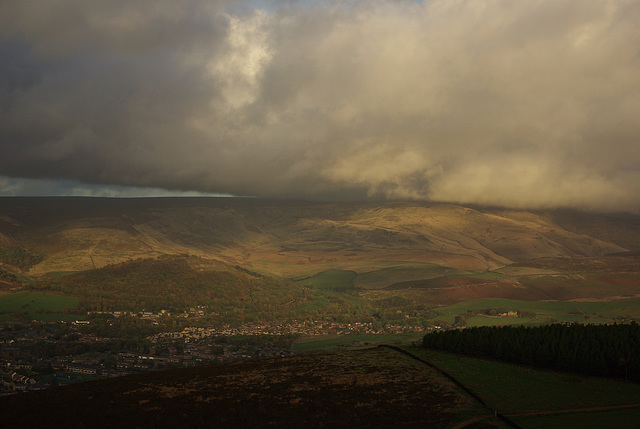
0, 198, 637, 277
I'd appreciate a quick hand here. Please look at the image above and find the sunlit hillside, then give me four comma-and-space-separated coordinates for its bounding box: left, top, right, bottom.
1, 197, 640, 312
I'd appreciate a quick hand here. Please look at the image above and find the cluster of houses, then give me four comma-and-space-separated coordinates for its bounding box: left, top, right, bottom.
0, 331, 296, 395
1, 367, 37, 394
87, 307, 208, 323
1, 314, 431, 395
149, 320, 425, 343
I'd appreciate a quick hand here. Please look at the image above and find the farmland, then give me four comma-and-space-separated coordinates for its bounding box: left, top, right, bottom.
0, 291, 80, 321
433, 297, 640, 327
411, 348, 640, 428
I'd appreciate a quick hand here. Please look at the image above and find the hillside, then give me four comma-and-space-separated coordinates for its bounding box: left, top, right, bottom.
32, 255, 309, 317
0, 346, 492, 429
0, 197, 636, 276
3, 344, 640, 429
1, 197, 640, 311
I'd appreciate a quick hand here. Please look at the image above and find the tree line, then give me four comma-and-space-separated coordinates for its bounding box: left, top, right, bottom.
422, 323, 640, 382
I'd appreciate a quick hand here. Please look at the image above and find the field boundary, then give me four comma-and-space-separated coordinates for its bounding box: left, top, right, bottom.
380, 345, 523, 428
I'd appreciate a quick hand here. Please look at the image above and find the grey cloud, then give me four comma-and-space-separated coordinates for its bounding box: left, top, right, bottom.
1, 0, 639, 212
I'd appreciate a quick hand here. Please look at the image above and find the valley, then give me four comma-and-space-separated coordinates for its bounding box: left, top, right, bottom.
2, 197, 640, 426
2, 197, 640, 327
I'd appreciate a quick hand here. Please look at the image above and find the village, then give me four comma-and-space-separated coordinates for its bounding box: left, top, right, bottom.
149, 319, 426, 341
0, 316, 430, 395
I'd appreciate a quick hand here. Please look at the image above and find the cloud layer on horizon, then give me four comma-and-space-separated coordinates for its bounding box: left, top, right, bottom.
1, 0, 639, 212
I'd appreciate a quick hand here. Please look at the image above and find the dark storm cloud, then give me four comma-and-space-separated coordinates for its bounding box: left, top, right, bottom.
1, 0, 639, 212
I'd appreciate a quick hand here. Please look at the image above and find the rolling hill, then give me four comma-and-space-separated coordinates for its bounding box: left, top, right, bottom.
1, 197, 640, 310
31, 255, 309, 317
1, 197, 637, 273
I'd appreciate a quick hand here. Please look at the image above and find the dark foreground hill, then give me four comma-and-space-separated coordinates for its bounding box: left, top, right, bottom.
0, 346, 493, 429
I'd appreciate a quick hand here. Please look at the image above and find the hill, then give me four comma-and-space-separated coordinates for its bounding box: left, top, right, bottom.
3, 344, 640, 429
1, 197, 637, 275
2, 197, 640, 313
31, 255, 309, 318
0, 346, 493, 428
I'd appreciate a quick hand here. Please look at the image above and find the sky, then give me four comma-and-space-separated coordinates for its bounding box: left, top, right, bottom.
1, 0, 639, 212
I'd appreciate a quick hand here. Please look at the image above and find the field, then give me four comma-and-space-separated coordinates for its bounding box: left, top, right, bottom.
297, 270, 357, 291
294, 270, 368, 311
432, 297, 640, 326
0, 291, 80, 321
411, 348, 640, 428
513, 408, 640, 429
352, 263, 459, 289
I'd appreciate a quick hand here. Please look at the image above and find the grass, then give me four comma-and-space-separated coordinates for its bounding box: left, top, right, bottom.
297, 270, 357, 290
462, 316, 541, 327
352, 264, 456, 290
448, 271, 505, 280
433, 297, 640, 326
38, 271, 77, 279
293, 270, 370, 311
250, 259, 468, 283
0, 291, 80, 322
496, 266, 559, 276
512, 407, 640, 429
411, 348, 640, 416
249, 260, 325, 278
294, 288, 368, 311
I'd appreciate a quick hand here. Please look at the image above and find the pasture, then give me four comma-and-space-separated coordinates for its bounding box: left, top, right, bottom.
0, 291, 80, 322
433, 297, 640, 326
297, 269, 357, 290
412, 348, 640, 428
352, 263, 457, 289
294, 270, 368, 311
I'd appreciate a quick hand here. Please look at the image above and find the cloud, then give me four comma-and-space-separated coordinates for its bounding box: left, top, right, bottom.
1, 0, 639, 212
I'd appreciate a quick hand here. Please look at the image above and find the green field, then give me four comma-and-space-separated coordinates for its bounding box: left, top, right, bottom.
0, 291, 80, 322
433, 297, 640, 326
514, 408, 640, 429
294, 270, 369, 311
352, 264, 457, 289
448, 271, 504, 280
297, 270, 357, 290
410, 348, 640, 427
